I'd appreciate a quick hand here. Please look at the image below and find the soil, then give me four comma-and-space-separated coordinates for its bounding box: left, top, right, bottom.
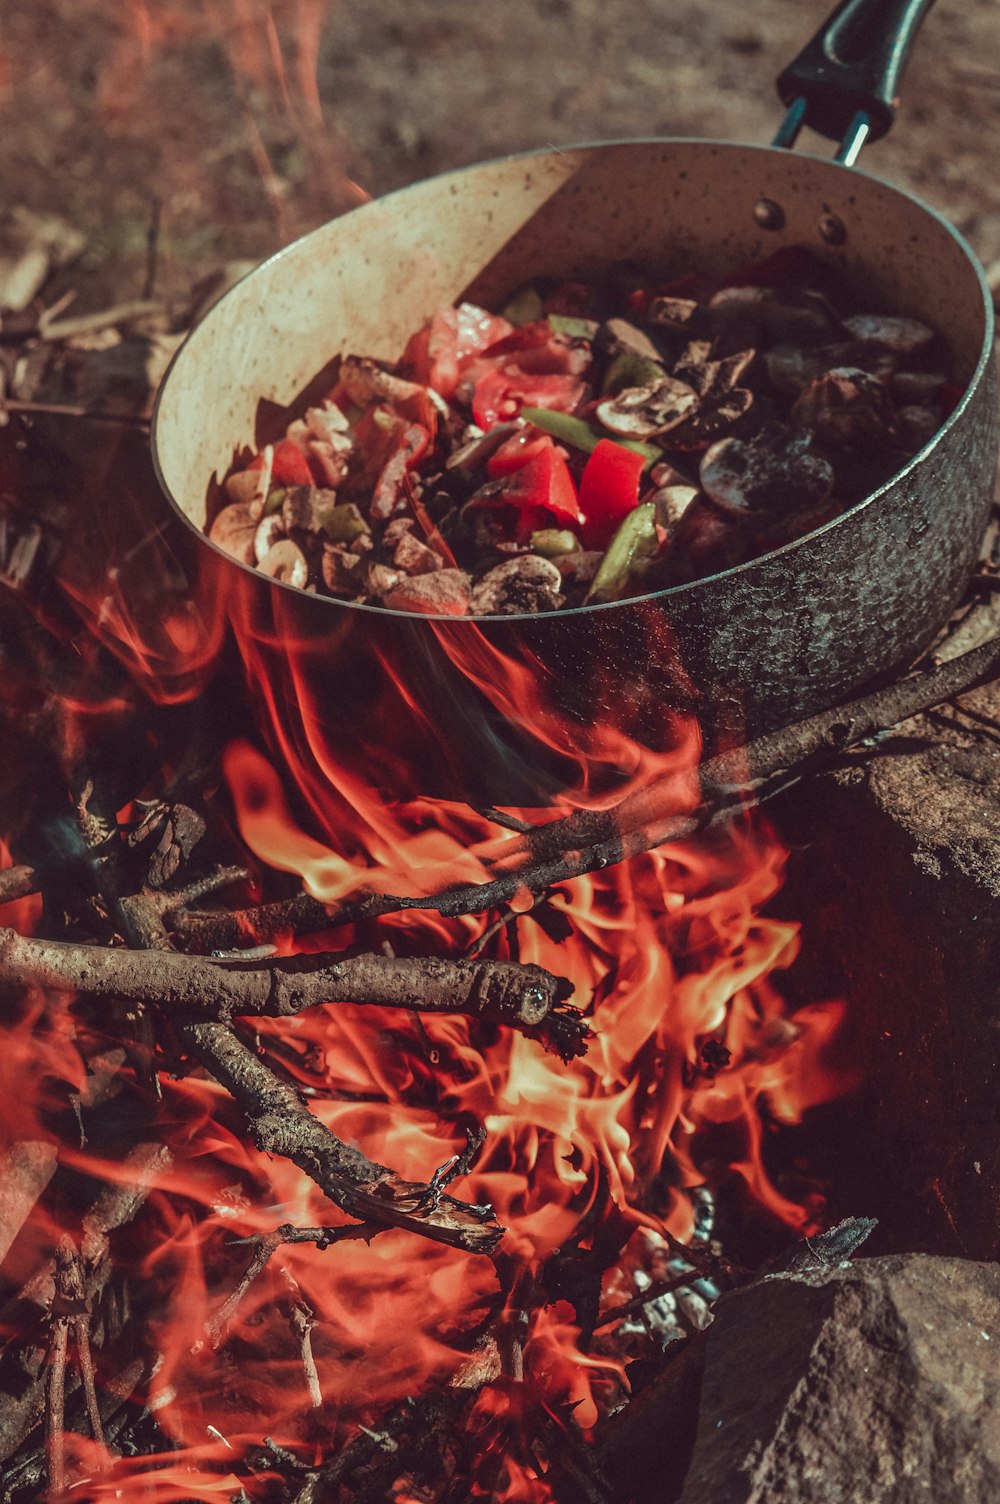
2, 0, 1000, 310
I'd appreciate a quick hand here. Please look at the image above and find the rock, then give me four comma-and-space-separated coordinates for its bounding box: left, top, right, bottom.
603, 1255, 1000, 1504
679, 1255, 1000, 1504
772, 673, 1000, 1259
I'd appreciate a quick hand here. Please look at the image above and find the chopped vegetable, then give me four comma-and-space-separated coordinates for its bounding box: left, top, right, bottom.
585, 503, 659, 604
210, 252, 953, 615
492, 441, 582, 531
579, 440, 647, 549
519, 407, 663, 464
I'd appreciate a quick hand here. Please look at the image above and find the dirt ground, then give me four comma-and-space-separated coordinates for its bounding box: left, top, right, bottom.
2, 0, 1000, 311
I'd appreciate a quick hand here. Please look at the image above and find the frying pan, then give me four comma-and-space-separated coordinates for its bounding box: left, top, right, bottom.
152, 0, 997, 804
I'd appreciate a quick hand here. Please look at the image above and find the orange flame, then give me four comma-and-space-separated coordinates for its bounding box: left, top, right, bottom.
1, 500, 853, 1501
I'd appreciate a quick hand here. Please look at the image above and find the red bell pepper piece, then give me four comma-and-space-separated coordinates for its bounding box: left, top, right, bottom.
248, 438, 313, 488
579, 439, 647, 549
496, 441, 582, 533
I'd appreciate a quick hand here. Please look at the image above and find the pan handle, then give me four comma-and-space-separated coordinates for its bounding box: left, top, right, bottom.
774, 0, 937, 165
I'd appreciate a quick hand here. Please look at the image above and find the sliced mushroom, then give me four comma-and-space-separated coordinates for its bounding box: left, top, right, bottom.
653, 483, 700, 527
470, 555, 564, 615
392, 530, 443, 575
338, 355, 428, 409
595, 375, 697, 438
321, 543, 364, 595
890, 369, 948, 403
675, 347, 756, 397
700, 432, 834, 515
646, 295, 703, 332
842, 314, 935, 356
668, 494, 751, 579
790, 366, 898, 450
553, 549, 603, 589
208, 502, 257, 565
253, 512, 285, 563
657, 386, 754, 451
709, 286, 841, 345
306, 401, 350, 439
896, 404, 943, 454
595, 317, 663, 361
224, 468, 264, 509
258, 539, 309, 588
764, 344, 827, 396
367, 561, 404, 599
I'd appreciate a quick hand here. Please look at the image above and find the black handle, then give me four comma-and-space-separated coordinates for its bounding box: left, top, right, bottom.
776, 0, 936, 147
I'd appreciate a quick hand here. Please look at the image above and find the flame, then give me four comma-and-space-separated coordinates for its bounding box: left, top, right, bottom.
0, 519, 854, 1497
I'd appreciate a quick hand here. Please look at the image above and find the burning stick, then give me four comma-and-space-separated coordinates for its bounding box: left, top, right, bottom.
0, 929, 581, 1049
166, 631, 1000, 944
0, 931, 589, 1252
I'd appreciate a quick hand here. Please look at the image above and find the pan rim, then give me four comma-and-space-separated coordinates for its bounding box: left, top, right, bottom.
151, 135, 997, 624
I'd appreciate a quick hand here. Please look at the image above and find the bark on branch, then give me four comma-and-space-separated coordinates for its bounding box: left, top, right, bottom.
0, 929, 586, 1059
167, 632, 1000, 945
177, 1018, 501, 1254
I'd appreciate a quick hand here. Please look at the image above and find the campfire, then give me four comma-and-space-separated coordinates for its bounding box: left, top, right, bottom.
3, 2, 1000, 1501
1, 300, 999, 1499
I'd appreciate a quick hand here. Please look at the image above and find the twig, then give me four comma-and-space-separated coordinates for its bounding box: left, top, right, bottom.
155, 866, 249, 911
177, 1018, 502, 1253
284, 1276, 323, 1410
0, 929, 586, 1057
167, 633, 1000, 948
207, 1222, 384, 1347
168, 892, 330, 952
40, 300, 165, 341
45, 1318, 68, 1496
64, 787, 508, 1261
356, 630, 1000, 920
0, 864, 39, 904
206, 1231, 282, 1347
593, 1270, 714, 1331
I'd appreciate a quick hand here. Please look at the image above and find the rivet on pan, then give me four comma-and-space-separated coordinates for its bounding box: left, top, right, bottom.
752, 197, 785, 231
818, 213, 847, 246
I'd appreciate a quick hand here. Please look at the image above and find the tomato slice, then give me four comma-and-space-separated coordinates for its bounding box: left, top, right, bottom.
248, 439, 313, 487
486, 429, 553, 477
472, 369, 587, 430
402, 304, 513, 398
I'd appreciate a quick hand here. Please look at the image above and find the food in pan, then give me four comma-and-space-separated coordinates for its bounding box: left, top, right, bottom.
208, 247, 957, 616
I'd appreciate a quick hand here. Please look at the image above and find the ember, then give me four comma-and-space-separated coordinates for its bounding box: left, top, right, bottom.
207, 258, 955, 615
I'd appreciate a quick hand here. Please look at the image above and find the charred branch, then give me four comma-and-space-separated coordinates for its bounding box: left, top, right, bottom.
176, 1017, 503, 1254
168, 631, 1000, 937
0, 863, 39, 904
0, 928, 586, 1056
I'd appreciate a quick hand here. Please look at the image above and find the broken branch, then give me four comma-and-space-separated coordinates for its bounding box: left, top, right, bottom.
0, 928, 585, 1056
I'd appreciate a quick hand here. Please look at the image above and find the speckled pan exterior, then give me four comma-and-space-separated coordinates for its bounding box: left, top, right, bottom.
152, 141, 997, 802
